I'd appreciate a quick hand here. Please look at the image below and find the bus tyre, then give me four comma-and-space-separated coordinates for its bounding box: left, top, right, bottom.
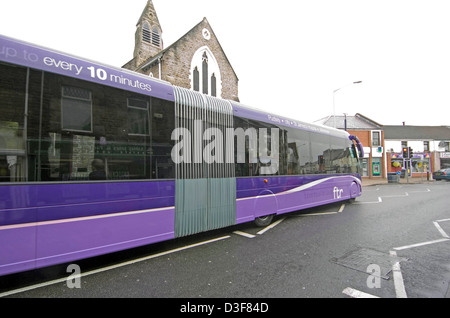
254, 215, 274, 227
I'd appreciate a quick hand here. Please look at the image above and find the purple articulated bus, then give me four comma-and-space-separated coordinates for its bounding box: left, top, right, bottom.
0, 35, 363, 276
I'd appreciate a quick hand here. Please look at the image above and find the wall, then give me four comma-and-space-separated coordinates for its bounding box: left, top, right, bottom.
140, 19, 239, 102
347, 129, 386, 178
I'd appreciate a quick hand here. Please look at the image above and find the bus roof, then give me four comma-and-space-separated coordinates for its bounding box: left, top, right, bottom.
1, 34, 350, 140
0, 34, 174, 102
230, 101, 350, 138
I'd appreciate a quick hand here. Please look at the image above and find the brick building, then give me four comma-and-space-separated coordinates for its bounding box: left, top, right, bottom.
383, 125, 450, 178
317, 114, 450, 179
123, 0, 239, 102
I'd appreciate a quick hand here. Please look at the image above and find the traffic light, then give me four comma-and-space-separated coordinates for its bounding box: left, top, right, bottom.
318, 155, 324, 164
402, 147, 409, 158
409, 147, 413, 158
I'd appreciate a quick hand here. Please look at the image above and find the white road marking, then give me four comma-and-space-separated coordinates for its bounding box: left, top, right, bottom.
433, 221, 450, 239
344, 251, 408, 299
256, 218, 285, 235
342, 287, 379, 298
356, 197, 383, 204
356, 187, 431, 205
382, 192, 409, 198
296, 204, 346, 217
393, 238, 450, 251
233, 231, 256, 238
390, 251, 407, 298
408, 188, 431, 193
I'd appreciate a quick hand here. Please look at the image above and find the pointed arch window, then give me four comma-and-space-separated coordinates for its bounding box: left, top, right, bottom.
142, 22, 161, 47
190, 46, 222, 98
151, 26, 161, 47
211, 73, 217, 97
202, 52, 209, 94
142, 22, 151, 43
193, 67, 200, 92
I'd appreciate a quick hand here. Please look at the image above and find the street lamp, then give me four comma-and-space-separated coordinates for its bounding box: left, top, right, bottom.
333, 81, 362, 128
343, 113, 347, 131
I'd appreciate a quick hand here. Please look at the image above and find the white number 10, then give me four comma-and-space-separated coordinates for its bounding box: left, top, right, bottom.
87, 66, 107, 80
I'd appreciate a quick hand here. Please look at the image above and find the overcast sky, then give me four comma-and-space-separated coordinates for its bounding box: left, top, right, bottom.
2, 0, 450, 126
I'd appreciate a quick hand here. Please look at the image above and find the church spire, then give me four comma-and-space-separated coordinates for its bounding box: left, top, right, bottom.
133, 0, 163, 67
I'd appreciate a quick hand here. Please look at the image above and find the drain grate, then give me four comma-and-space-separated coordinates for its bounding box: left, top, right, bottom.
330, 247, 405, 280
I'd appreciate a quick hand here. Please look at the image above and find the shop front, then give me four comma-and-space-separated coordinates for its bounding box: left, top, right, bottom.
441, 152, 450, 169
390, 152, 431, 178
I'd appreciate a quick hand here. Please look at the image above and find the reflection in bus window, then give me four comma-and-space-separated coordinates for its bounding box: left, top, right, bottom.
0, 62, 175, 182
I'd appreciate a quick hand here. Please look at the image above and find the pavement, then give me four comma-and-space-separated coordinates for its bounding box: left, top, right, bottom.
362, 177, 436, 187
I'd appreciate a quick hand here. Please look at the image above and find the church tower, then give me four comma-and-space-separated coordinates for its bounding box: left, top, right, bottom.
132, 0, 163, 68
123, 1, 239, 102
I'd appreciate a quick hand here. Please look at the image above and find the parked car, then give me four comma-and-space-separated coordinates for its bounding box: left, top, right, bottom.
433, 168, 450, 181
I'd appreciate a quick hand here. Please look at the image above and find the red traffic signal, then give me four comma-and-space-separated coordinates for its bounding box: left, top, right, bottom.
402, 147, 409, 158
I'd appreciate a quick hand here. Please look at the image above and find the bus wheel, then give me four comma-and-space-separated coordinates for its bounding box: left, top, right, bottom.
254, 215, 274, 227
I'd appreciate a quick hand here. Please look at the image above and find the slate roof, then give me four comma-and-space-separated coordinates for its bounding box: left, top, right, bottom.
383, 125, 450, 140
125, 18, 239, 80
315, 113, 382, 130
316, 113, 450, 141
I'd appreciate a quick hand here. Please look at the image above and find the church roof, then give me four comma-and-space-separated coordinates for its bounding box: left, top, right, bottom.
137, 0, 162, 31
136, 17, 239, 80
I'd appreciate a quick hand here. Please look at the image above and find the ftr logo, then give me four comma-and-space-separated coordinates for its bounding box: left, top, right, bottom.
333, 187, 344, 199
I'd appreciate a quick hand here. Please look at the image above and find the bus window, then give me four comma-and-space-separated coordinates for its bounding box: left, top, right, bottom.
0, 63, 27, 182
0, 62, 175, 183
285, 127, 311, 175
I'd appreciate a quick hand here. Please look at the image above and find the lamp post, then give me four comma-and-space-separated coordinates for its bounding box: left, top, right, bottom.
343, 113, 347, 131
333, 81, 362, 128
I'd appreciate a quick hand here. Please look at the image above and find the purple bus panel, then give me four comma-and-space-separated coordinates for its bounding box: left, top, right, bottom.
0, 35, 364, 277
236, 175, 361, 224
0, 175, 361, 276
0, 181, 175, 276
0, 34, 175, 102
231, 102, 342, 136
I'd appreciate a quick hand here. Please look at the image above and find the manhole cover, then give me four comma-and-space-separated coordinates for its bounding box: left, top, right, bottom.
330, 247, 405, 280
